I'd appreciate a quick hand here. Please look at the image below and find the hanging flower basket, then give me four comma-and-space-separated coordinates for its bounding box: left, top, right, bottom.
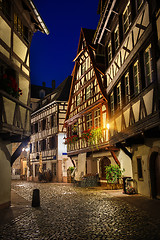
64, 135, 79, 145
1, 74, 22, 99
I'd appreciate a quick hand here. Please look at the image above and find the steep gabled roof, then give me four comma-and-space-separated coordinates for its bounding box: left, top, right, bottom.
65, 28, 107, 123
34, 76, 72, 111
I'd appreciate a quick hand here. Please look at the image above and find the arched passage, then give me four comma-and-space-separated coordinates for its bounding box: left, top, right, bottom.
150, 151, 160, 199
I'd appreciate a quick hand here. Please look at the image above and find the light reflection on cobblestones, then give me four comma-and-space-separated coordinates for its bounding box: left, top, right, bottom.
0, 181, 160, 240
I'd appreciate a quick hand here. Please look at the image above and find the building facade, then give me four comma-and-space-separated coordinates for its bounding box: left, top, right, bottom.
30, 76, 73, 182
0, 0, 48, 208
64, 28, 132, 184
93, 0, 160, 198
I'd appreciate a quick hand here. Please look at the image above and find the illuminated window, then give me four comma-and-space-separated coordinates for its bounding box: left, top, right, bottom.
94, 109, 101, 128
86, 113, 92, 129
117, 82, 122, 109
110, 91, 114, 116
144, 44, 153, 86
114, 25, 120, 51
124, 72, 130, 102
107, 40, 112, 64
133, 60, 140, 95
123, 1, 131, 34
86, 85, 91, 100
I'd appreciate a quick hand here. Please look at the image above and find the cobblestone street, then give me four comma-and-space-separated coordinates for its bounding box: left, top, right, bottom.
0, 181, 160, 240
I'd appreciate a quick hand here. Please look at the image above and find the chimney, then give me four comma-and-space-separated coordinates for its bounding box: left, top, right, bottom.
52, 80, 55, 90
42, 82, 46, 87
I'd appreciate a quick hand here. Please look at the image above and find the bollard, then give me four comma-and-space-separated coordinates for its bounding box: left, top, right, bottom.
32, 189, 40, 207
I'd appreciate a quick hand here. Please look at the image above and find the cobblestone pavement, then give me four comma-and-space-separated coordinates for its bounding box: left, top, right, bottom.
0, 181, 160, 240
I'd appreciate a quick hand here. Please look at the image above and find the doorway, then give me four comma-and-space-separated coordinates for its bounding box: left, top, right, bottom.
99, 157, 111, 180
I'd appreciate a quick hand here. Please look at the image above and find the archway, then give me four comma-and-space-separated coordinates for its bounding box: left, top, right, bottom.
150, 151, 160, 199
99, 157, 111, 180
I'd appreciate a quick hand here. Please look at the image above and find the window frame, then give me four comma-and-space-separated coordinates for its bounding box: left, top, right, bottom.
144, 44, 153, 87
110, 91, 114, 116
133, 59, 140, 96
124, 72, 130, 103
122, 1, 131, 34
117, 82, 122, 109
107, 40, 112, 64
114, 25, 120, 51
94, 109, 101, 128
86, 112, 92, 130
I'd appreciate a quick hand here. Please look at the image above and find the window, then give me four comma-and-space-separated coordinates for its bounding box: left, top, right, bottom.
144, 44, 153, 86
94, 109, 101, 128
86, 113, 92, 129
41, 139, 46, 151
51, 114, 56, 128
81, 62, 86, 75
137, 157, 143, 179
77, 94, 81, 106
35, 122, 38, 133
124, 72, 130, 102
123, 1, 131, 34
107, 40, 112, 64
86, 85, 91, 100
35, 142, 38, 152
110, 91, 114, 116
72, 122, 78, 135
14, 13, 29, 43
42, 119, 46, 131
49, 136, 56, 149
114, 25, 120, 51
133, 60, 140, 95
30, 143, 32, 153
117, 82, 122, 109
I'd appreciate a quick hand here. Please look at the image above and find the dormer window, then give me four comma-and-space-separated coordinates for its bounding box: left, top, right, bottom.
123, 1, 131, 34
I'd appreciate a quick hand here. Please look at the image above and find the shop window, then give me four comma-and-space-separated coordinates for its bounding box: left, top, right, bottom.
144, 44, 153, 86
123, 1, 131, 34
137, 157, 143, 179
133, 60, 140, 95
94, 109, 101, 128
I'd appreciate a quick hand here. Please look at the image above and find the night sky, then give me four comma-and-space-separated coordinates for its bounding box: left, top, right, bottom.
30, 0, 100, 88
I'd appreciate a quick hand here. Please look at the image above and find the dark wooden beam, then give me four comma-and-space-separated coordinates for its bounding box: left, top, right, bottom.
116, 142, 132, 159
11, 137, 30, 166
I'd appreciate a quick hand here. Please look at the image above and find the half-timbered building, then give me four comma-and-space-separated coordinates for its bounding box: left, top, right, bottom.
0, 0, 48, 208
30, 76, 73, 182
93, 0, 160, 198
64, 28, 132, 184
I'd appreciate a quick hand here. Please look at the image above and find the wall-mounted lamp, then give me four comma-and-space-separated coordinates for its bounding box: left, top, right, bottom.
107, 123, 110, 130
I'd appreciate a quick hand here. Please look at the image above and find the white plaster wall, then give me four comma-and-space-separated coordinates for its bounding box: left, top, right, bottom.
58, 133, 67, 156
132, 143, 151, 197
0, 139, 12, 207
75, 153, 86, 181
116, 149, 133, 178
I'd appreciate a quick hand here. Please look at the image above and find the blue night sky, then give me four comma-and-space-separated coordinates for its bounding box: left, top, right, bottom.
30, 0, 100, 88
